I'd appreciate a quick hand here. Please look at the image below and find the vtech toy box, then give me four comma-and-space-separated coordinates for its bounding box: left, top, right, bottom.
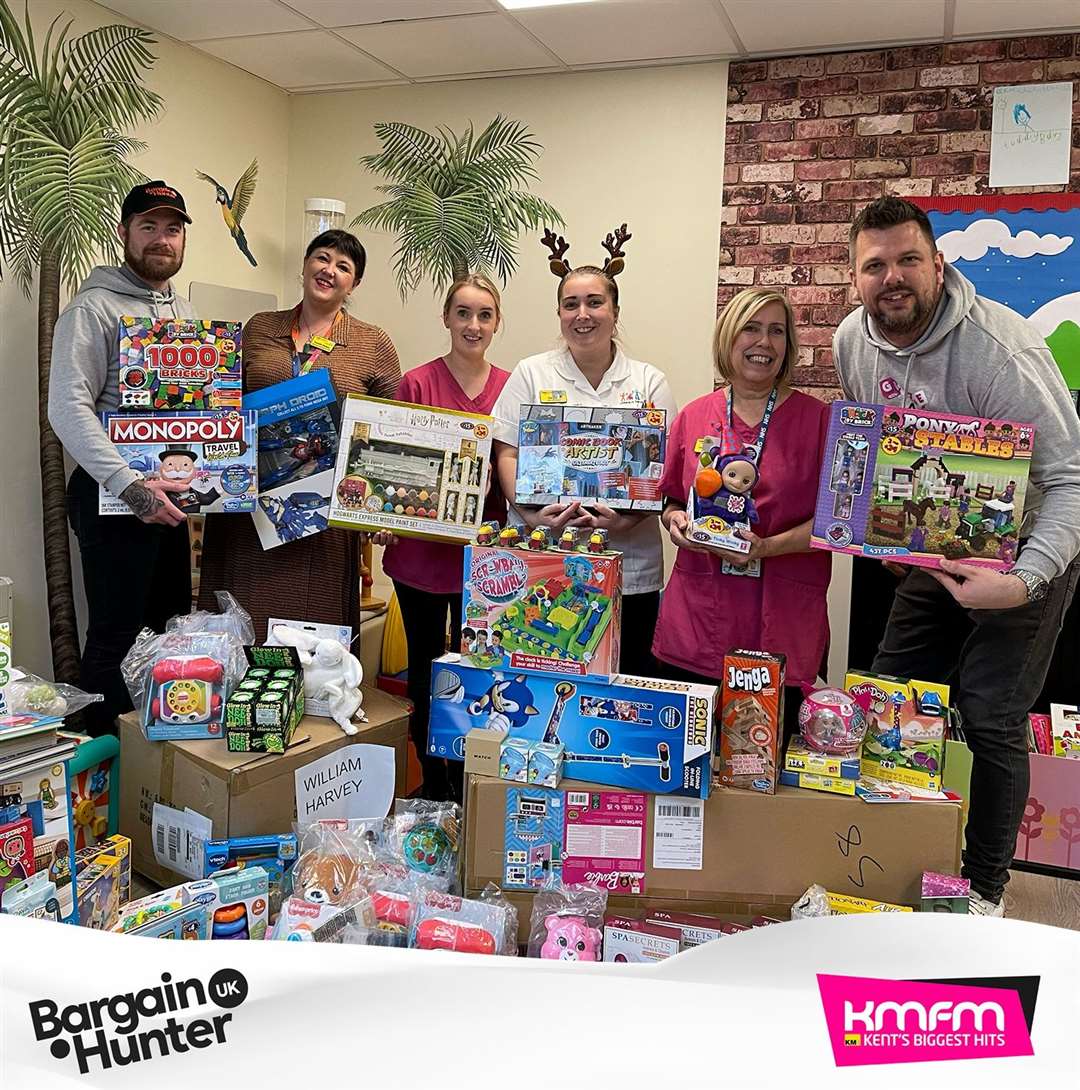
811, 400, 1034, 570
428, 654, 715, 798
461, 542, 622, 679
100, 410, 258, 515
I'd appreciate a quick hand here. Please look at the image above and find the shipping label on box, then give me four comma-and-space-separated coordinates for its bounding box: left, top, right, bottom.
846, 671, 948, 793
431, 655, 715, 797
100, 410, 258, 515
118, 316, 242, 412
515, 404, 667, 512
461, 543, 622, 679
720, 650, 785, 793
811, 400, 1034, 571
503, 787, 564, 889
329, 395, 493, 542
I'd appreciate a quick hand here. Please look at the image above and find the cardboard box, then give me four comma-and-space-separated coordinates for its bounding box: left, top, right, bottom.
811, 400, 1034, 570
329, 394, 494, 542
464, 775, 963, 918
430, 655, 715, 798
464, 728, 505, 778
118, 686, 410, 887
720, 650, 785, 793
460, 542, 622, 678
118, 316, 242, 412
514, 404, 667, 512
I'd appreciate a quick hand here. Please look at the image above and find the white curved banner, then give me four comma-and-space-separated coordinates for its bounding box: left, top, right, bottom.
1, 914, 1078, 1087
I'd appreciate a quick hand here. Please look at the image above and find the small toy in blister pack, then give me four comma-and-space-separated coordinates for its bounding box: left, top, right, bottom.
118, 316, 242, 412
392, 800, 460, 885
798, 687, 869, 756
527, 883, 608, 962
688, 440, 761, 554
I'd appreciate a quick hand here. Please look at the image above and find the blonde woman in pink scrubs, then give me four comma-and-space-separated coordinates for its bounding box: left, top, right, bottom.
653, 288, 832, 715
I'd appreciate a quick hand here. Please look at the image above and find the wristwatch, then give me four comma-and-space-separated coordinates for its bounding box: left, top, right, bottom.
1011, 569, 1049, 603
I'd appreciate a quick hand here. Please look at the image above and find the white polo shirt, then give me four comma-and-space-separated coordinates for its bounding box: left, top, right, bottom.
491, 346, 678, 595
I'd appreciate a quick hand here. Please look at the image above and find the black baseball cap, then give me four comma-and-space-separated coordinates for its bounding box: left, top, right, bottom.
121, 180, 192, 224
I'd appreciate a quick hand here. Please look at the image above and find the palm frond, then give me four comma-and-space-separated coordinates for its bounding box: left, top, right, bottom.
354, 114, 564, 297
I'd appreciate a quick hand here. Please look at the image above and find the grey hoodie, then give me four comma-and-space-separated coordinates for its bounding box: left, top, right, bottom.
833, 263, 1080, 584
47, 265, 196, 498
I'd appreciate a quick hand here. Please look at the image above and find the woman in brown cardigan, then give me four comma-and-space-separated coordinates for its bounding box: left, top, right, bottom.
198, 230, 401, 638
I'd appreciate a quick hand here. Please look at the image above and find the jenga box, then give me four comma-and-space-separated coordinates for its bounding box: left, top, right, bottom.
719, 649, 786, 793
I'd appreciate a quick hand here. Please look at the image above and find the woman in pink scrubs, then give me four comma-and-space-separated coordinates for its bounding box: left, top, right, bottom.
653, 288, 831, 717
381, 274, 511, 801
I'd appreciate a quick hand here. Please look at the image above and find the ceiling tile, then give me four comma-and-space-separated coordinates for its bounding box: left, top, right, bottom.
516, 0, 736, 65
723, 0, 946, 53
285, 1, 492, 26
100, 0, 312, 41
954, 0, 1080, 36
195, 29, 399, 88
338, 12, 558, 78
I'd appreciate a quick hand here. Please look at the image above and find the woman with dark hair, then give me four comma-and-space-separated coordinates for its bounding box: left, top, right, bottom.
198, 230, 401, 638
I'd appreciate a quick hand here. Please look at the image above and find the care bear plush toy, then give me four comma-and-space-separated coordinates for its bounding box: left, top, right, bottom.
540, 914, 602, 962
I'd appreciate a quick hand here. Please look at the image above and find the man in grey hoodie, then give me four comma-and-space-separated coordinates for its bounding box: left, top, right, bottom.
48, 181, 197, 736
834, 196, 1080, 916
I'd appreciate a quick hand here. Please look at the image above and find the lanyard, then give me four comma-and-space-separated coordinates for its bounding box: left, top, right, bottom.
726, 384, 777, 464
291, 309, 337, 377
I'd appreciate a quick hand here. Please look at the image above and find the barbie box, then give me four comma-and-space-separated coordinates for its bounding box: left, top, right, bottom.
515, 405, 667, 511
461, 543, 622, 679
328, 395, 493, 542
810, 401, 1034, 570
428, 654, 715, 798
99, 410, 258, 515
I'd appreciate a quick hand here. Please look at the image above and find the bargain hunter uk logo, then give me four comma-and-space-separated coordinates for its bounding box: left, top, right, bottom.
28, 968, 248, 1074
817, 974, 1038, 1067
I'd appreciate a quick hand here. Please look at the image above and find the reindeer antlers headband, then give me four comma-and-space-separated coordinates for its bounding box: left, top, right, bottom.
541, 224, 633, 279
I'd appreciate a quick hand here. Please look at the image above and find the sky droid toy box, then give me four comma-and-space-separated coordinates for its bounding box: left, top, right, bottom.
811, 401, 1034, 570
329, 395, 493, 542
461, 540, 622, 679
428, 655, 716, 798
99, 410, 257, 516
118, 316, 242, 412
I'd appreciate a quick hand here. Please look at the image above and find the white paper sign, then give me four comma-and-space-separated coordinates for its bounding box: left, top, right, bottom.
294, 744, 395, 822
990, 81, 1073, 188
651, 797, 704, 870
151, 803, 212, 880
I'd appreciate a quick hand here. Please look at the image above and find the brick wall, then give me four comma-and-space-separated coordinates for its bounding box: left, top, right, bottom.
722, 36, 1080, 398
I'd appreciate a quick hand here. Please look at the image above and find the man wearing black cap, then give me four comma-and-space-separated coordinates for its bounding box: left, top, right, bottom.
47, 181, 198, 735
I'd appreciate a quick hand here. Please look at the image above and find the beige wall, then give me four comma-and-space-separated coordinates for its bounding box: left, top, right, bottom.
0, 0, 289, 675
286, 63, 727, 412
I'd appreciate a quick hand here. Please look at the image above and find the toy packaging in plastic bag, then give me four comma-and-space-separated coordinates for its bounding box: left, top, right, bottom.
5, 670, 102, 718
527, 883, 608, 962
409, 888, 517, 956
391, 799, 461, 888
121, 592, 251, 741
118, 316, 242, 412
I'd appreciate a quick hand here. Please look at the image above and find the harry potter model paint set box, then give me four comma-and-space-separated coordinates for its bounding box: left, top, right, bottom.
328, 395, 493, 542
99, 410, 258, 515
514, 405, 667, 512
811, 401, 1034, 570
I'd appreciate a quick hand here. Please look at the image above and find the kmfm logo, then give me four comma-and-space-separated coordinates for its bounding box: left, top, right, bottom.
817, 974, 1038, 1067
28, 968, 248, 1074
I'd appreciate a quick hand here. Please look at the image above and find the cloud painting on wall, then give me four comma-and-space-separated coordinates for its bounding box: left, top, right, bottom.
916, 195, 1080, 390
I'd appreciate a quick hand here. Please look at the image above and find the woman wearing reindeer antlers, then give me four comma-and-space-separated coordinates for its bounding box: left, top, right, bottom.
491, 225, 677, 677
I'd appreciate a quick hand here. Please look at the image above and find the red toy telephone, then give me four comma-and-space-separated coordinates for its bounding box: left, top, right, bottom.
149, 656, 224, 725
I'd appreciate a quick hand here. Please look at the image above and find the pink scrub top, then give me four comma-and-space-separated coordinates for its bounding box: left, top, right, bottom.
652, 387, 832, 688
382, 357, 510, 594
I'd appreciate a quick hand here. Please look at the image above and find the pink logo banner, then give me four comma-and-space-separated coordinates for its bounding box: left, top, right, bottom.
817, 973, 1034, 1067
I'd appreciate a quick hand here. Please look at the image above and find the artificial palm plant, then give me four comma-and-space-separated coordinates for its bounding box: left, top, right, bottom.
353, 115, 564, 299
0, 0, 162, 681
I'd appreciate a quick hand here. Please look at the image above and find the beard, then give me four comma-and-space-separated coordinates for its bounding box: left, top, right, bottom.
124, 237, 184, 284
869, 284, 939, 337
